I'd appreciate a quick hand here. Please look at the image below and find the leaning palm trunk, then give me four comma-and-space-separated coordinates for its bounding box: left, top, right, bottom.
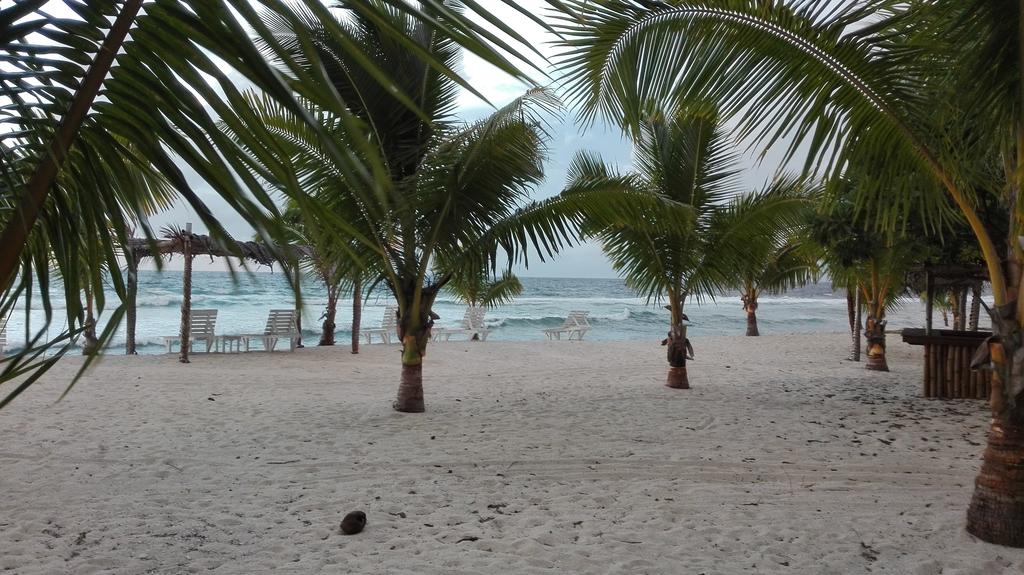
0, 1, 144, 289
665, 322, 690, 389
742, 292, 759, 336
864, 309, 888, 371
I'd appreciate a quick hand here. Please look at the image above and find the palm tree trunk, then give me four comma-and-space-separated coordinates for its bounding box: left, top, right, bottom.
848, 287, 862, 362
125, 252, 138, 355
395, 359, 425, 412
319, 284, 338, 346
293, 266, 303, 349
393, 304, 434, 411
864, 308, 887, 371
179, 240, 193, 364
82, 287, 98, 355
966, 338, 1024, 547
665, 322, 690, 389
351, 277, 361, 354
970, 282, 982, 331
743, 293, 759, 336
853, 291, 863, 360
953, 288, 969, 331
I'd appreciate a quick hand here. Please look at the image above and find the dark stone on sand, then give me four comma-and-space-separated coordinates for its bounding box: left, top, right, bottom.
340, 511, 367, 535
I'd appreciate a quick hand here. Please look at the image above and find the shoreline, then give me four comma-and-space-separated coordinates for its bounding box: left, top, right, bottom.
3, 334, 1020, 573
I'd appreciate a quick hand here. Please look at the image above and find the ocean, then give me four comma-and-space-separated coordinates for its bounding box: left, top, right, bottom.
1, 271, 953, 355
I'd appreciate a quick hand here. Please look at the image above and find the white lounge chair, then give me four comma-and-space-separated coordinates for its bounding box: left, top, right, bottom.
240, 309, 300, 352
362, 305, 398, 344
163, 309, 218, 353
543, 310, 591, 340
0, 324, 5, 355
432, 307, 492, 342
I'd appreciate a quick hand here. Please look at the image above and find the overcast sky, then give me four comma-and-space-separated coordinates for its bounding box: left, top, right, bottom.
47, 1, 796, 277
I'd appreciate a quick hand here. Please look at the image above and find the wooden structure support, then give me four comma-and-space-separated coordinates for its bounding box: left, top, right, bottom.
902, 328, 991, 399
122, 228, 313, 355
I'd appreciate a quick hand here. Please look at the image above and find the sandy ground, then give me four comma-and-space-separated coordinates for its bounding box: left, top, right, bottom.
1, 333, 1023, 574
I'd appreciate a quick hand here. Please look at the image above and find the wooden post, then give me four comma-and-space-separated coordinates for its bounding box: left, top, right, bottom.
925, 268, 934, 336
351, 276, 362, 354
924, 343, 932, 397
942, 346, 951, 397
179, 223, 193, 364
949, 345, 955, 397
954, 346, 963, 397
125, 250, 139, 355
969, 281, 982, 331
294, 264, 303, 349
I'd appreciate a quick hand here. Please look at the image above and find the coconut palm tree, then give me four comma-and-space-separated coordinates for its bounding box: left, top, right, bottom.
228, 4, 675, 412
549, 0, 1024, 545
809, 189, 913, 371
446, 269, 524, 310
0, 0, 574, 405
443, 268, 523, 340
279, 205, 341, 346
736, 235, 818, 337
566, 106, 812, 388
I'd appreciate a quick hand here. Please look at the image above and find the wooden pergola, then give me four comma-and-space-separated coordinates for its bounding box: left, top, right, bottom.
905, 263, 988, 335
123, 226, 313, 362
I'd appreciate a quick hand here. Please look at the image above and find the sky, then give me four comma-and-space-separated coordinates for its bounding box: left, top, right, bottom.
44, 1, 799, 278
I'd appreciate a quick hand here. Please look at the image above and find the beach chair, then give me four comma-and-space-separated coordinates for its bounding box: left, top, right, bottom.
240, 309, 300, 352
432, 307, 492, 342
432, 307, 475, 342
469, 307, 491, 341
0, 325, 5, 355
362, 305, 398, 344
163, 309, 218, 353
543, 310, 591, 340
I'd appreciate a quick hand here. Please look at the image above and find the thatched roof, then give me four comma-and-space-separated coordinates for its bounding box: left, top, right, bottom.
907, 264, 987, 293
124, 232, 314, 267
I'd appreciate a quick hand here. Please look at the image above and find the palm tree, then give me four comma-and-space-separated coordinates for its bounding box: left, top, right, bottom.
230, 4, 665, 412
809, 189, 918, 371
279, 204, 341, 346
446, 269, 524, 310
444, 268, 523, 340
550, 0, 1024, 545
736, 235, 818, 337
566, 106, 811, 388
0, 0, 573, 405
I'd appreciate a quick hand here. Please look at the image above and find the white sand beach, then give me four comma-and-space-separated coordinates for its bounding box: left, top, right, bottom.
2, 333, 1023, 574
